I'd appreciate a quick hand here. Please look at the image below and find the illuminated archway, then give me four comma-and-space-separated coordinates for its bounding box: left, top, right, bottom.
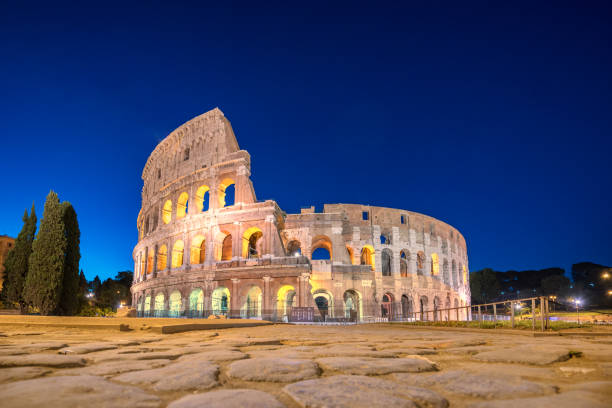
381, 292, 394, 318
144, 295, 151, 315
177, 192, 189, 219
211, 287, 230, 316
146, 248, 154, 274
416, 251, 425, 275
190, 235, 206, 264
171, 240, 184, 268
343, 289, 362, 321
431, 253, 439, 276
157, 245, 167, 270
360, 245, 375, 270
346, 246, 355, 265
400, 250, 409, 277
462, 264, 467, 285
312, 289, 334, 319
277, 285, 296, 319
195, 185, 210, 212
189, 288, 204, 317
154, 293, 165, 317
241, 286, 262, 319
218, 178, 236, 208
311, 235, 332, 260
242, 227, 263, 258
169, 291, 182, 317
287, 240, 302, 256
162, 200, 172, 224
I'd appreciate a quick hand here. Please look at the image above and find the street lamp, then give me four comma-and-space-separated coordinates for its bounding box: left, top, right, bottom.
574, 299, 581, 324
602, 271, 610, 280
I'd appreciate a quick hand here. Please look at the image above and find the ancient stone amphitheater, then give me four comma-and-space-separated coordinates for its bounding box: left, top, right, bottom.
131, 108, 470, 321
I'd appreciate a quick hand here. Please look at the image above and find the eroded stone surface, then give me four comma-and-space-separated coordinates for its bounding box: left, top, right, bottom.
0, 367, 51, 383
0, 354, 86, 368
317, 356, 437, 375
58, 343, 118, 354
473, 347, 571, 365
178, 349, 247, 362
0, 375, 160, 408
228, 358, 319, 382
114, 360, 218, 391
63, 359, 171, 376
467, 390, 609, 408
284, 375, 448, 408
168, 389, 285, 408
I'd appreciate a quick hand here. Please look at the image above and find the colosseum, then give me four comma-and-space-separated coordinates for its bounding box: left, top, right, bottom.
131, 108, 471, 322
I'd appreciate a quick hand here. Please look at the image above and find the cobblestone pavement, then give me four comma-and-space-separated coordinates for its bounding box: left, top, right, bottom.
0, 323, 610, 407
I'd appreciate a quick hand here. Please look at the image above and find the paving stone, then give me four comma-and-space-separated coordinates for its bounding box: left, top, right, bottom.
0, 375, 160, 408
284, 375, 448, 408
178, 349, 247, 362
0, 367, 51, 383
310, 345, 397, 358
467, 390, 609, 408
58, 342, 118, 354
473, 347, 571, 365
64, 359, 171, 376
317, 356, 437, 375
394, 370, 556, 398
168, 389, 285, 408
376, 348, 438, 356
566, 381, 612, 395
228, 358, 319, 382
23, 342, 68, 351
114, 359, 218, 391
0, 354, 86, 368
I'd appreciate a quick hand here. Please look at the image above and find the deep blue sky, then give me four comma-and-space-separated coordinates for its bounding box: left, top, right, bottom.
1, 1, 610, 281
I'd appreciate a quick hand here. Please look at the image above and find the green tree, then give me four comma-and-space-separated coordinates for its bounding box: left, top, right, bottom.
56, 202, 81, 315
541, 274, 570, 296
24, 191, 67, 315
470, 268, 501, 304
1, 205, 37, 312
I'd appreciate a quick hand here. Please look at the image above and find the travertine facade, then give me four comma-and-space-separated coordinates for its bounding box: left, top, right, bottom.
0, 235, 16, 290
131, 108, 470, 321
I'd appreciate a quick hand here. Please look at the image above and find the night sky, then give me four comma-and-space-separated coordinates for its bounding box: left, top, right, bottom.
1, 1, 610, 281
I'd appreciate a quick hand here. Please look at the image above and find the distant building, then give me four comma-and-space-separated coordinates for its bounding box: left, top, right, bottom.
0, 235, 16, 290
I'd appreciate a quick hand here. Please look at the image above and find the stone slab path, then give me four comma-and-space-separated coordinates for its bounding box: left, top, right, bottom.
0, 323, 610, 407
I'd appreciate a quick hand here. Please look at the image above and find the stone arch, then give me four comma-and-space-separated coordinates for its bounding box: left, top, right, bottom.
346, 245, 355, 265
171, 240, 184, 268
416, 251, 425, 275
241, 286, 263, 319
431, 253, 440, 276
176, 192, 189, 219
195, 185, 210, 212
189, 288, 204, 317
380, 233, 391, 245
190, 235, 206, 264
146, 248, 154, 274
452, 260, 458, 288
157, 245, 168, 270
442, 259, 450, 285
401, 294, 413, 318
169, 290, 182, 317
433, 296, 441, 321
381, 248, 393, 276
287, 239, 302, 256
144, 294, 152, 316
277, 285, 297, 320
211, 286, 230, 316
312, 289, 334, 319
219, 177, 235, 208
162, 199, 172, 224
214, 231, 232, 261
154, 292, 165, 317
419, 295, 429, 321
311, 235, 332, 260
242, 227, 263, 258
360, 245, 375, 270
381, 292, 394, 318
400, 250, 409, 277
343, 289, 361, 321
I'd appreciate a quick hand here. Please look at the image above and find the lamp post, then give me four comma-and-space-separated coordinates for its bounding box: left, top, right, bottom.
574, 299, 581, 324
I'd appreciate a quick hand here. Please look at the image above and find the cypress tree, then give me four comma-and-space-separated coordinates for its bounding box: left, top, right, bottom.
1, 205, 37, 312
56, 202, 81, 315
24, 191, 67, 315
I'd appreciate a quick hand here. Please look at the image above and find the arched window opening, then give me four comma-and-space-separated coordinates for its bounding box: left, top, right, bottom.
287, 240, 302, 256
211, 287, 230, 316
343, 290, 361, 321
242, 227, 263, 258
346, 246, 355, 265
311, 235, 333, 261
146, 249, 154, 274
443, 259, 450, 285
157, 245, 167, 270
191, 235, 206, 264
241, 286, 262, 319
312, 247, 331, 260
184, 148, 190, 161
171, 240, 184, 268
315, 296, 329, 319
144, 217, 150, 235
139, 253, 145, 278
189, 288, 204, 317
277, 285, 296, 320
417, 251, 425, 276
381, 293, 393, 318
380, 234, 390, 245
452, 260, 458, 288
431, 253, 440, 276
360, 245, 375, 269
219, 178, 236, 208
177, 192, 189, 219
401, 295, 412, 318
169, 291, 182, 317
195, 185, 210, 212
144, 295, 151, 315
162, 200, 172, 224
381, 249, 392, 276
420, 296, 428, 321
154, 293, 165, 317
221, 234, 232, 261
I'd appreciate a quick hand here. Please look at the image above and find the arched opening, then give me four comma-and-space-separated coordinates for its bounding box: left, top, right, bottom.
189, 288, 204, 317
222, 234, 232, 260
190, 235, 206, 264
154, 293, 165, 317
380, 234, 390, 245
420, 296, 429, 321
381, 249, 392, 276
452, 260, 458, 288
443, 259, 450, 285
146, 248, 154, 274
401, 294, 413, 318
169, 291, 182, 317
139, 252, 145, 278
157, 245, 167, 270
177, 192, 189, 219
360, 245, 375, 270
343, 290, 361, 321
241, 286, 262, 319
417, 251, 425, 276
277, 285, 296, 320
433, 296, 441, 321
144, 295, 151, 316
400, 250, 409, 277
242, 227, 263, 258
162, 200, 172, 224
195, 185, 210, 212
431, 253, 439, 276
346, 246, 355, 265
315, 296, 328, 319
287, 240, 302, 256
211, 287, 230, 316
219, 178, 235, 208
381, 293, 394, 318
312, 289, 333, 320
171, 240, 184, 268
311, 235, 332, 261
445, 296, 451, 321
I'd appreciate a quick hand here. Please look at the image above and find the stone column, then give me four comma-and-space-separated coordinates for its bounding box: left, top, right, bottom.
231, 278, 240, 318
232, 222, 242, 260
262, 276, 271, 319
